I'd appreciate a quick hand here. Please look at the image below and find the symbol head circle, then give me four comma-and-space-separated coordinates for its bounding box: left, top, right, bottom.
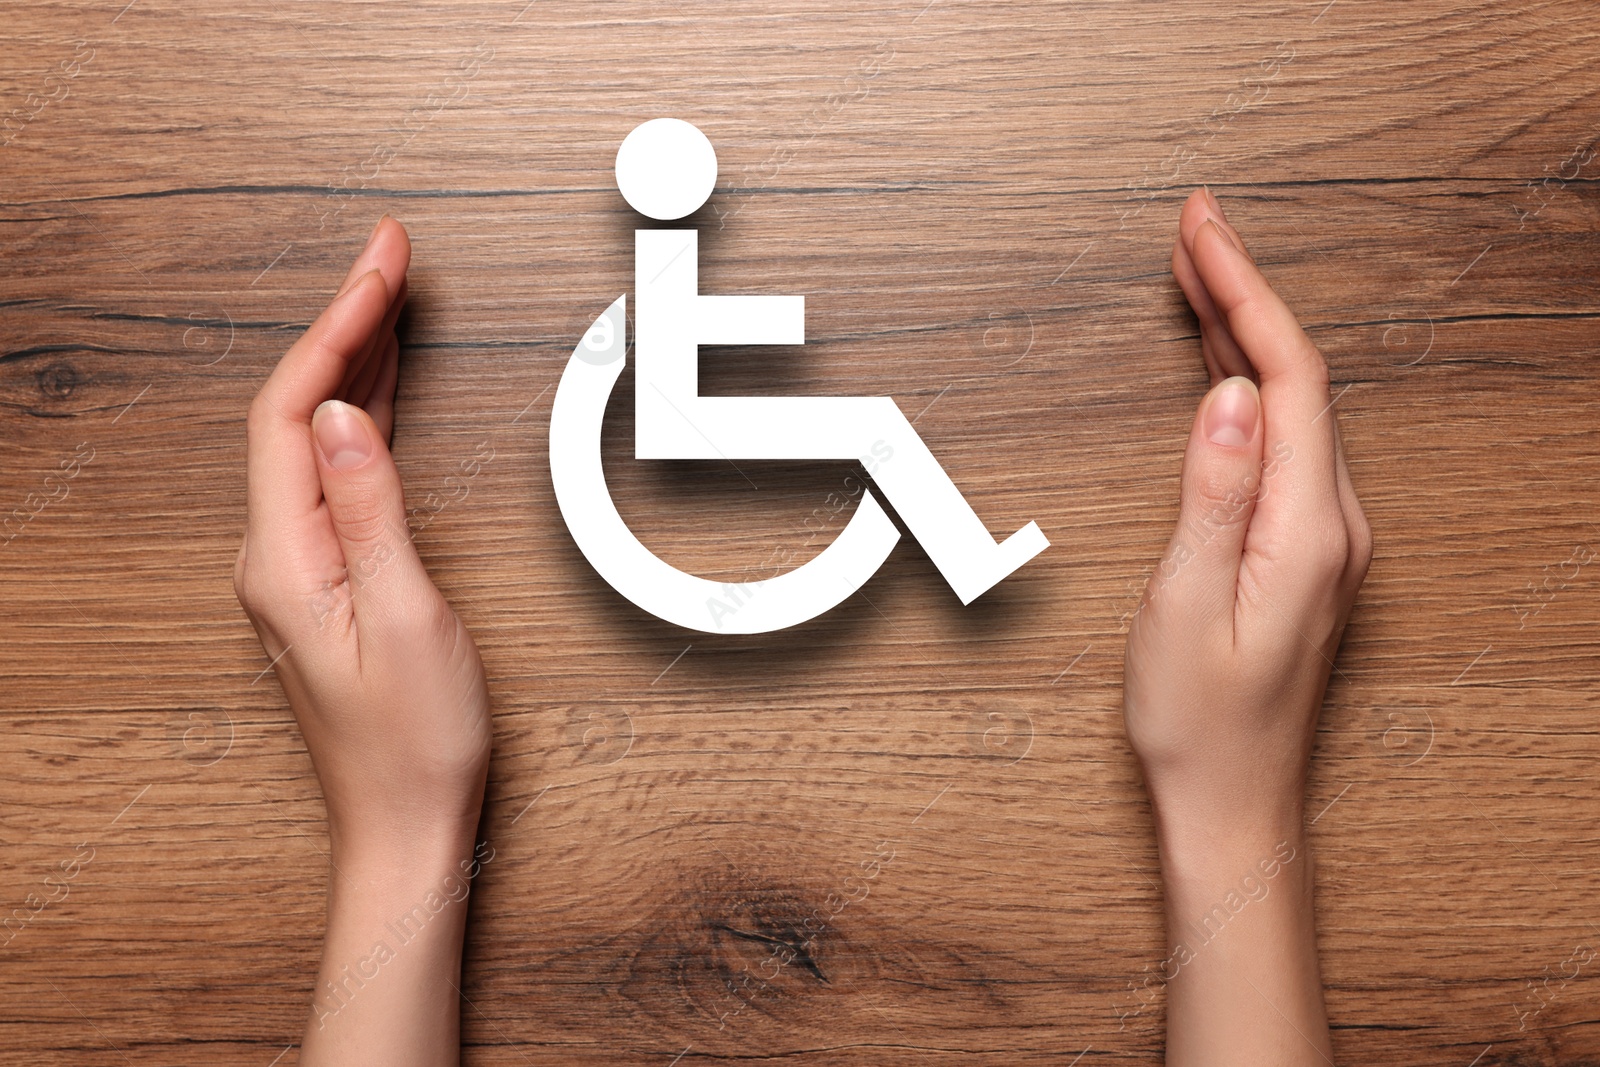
615, 118, 717, 220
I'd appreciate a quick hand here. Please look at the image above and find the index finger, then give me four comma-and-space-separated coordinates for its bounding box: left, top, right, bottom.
245, 269, 391, 553
1187, 220, 1343, 561
244, 219, 412, 553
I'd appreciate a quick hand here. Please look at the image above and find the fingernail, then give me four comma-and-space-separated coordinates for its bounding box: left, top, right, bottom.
1202, 217, 1241, 254
1204, 376, 1259, 447
1203, 186, 1229, 223
337, 267, 383, 301
334, 220, 388, 297
313, 400, 372, 469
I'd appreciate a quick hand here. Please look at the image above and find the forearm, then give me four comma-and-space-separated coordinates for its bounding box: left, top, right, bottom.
1153, 809, 1332, 1067
300, 831, 482, 1067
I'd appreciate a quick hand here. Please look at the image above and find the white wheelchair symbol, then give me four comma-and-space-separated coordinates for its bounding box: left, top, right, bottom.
550, 118, 1048, 634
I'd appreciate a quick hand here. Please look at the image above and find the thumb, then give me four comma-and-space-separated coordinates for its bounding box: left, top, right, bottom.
1150, 376, 1265, 623
311, 398, 433, 625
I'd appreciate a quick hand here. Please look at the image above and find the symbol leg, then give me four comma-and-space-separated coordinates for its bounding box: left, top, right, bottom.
682, 397, 1049, 604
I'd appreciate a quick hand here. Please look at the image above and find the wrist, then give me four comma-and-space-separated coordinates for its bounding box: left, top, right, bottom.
1154, 809, 1309, 907
1144, 770, 1303, 863
328, 818, 487, 894
325, 785, 484, 867
1147, 775, 1304, 879
315, 752, 489, 872
319, 831, 492, 970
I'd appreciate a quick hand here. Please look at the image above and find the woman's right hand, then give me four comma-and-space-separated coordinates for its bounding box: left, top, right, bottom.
1120, 188, 1371, 1066
1124, 187, 1370, 849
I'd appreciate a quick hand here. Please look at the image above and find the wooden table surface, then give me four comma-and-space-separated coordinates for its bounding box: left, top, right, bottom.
4, 1, 1599, 1064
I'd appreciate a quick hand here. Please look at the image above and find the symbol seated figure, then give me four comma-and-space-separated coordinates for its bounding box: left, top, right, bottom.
615, 118, 1048, 607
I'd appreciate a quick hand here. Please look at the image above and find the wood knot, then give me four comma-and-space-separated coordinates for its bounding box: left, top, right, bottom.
37, 360, 83, 401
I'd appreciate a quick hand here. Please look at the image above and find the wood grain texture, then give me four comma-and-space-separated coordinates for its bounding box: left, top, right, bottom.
3, 1, 1600, 1064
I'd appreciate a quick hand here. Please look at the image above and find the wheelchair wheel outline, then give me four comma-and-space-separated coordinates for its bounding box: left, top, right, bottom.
550, 296, 903, 634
